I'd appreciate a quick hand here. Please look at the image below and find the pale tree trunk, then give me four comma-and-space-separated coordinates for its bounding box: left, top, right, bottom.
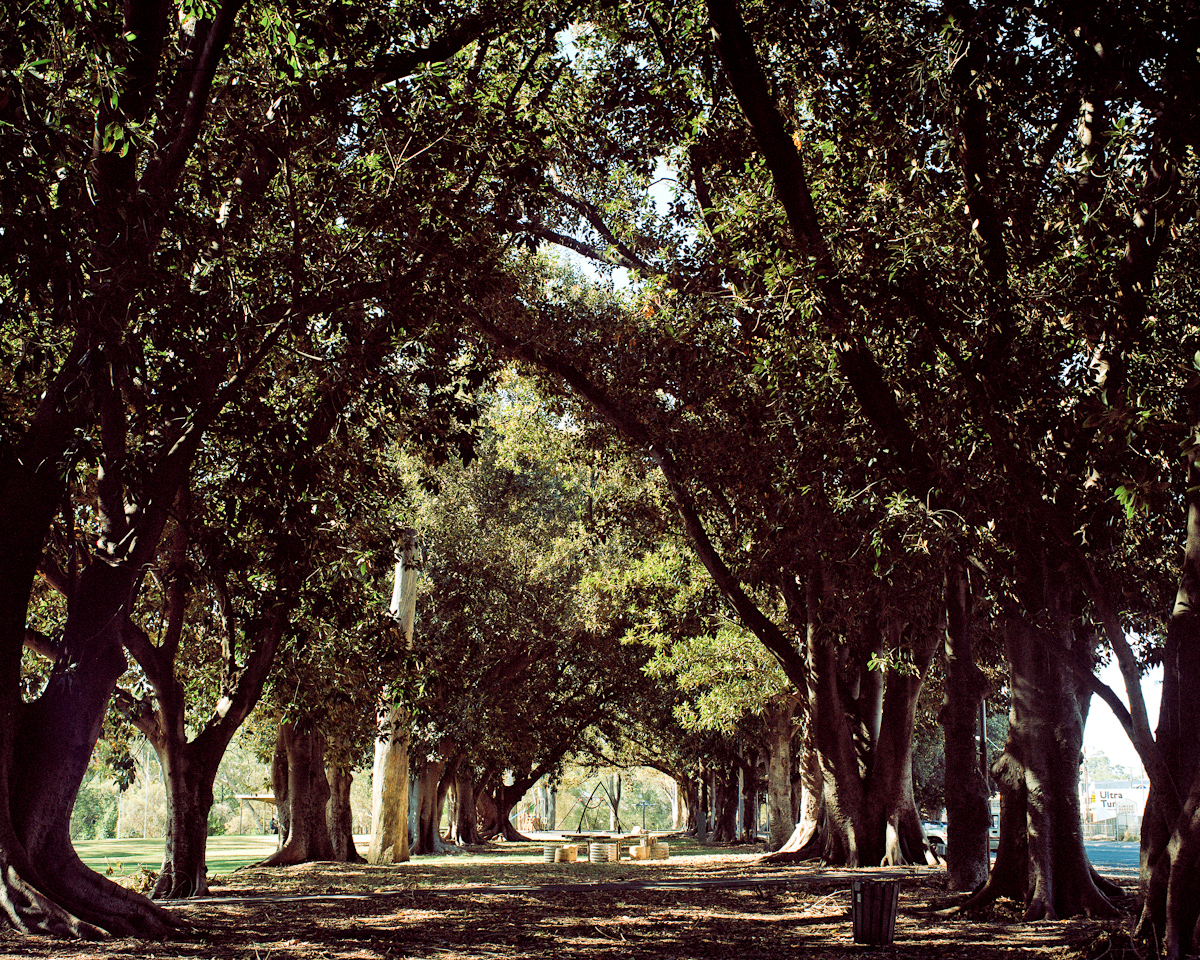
960, 611, 1118, 919
258, 721, 335, 866
369, 529, 422, 865
695, 766, 709, 841
326, 762, 363, 863
767, 717, 823, 861
763, 695, 798, 851
941, 559, 991, 890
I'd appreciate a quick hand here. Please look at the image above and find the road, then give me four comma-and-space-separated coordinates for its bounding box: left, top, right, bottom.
1085, 840, 1140, 878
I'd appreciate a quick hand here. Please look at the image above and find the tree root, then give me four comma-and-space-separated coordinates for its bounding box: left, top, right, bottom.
0, 864, 106, 938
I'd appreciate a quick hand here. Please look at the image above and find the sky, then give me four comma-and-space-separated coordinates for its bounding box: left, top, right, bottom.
1082, 660, 1163, 774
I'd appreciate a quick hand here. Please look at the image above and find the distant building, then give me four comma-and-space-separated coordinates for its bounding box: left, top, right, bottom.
1080, 776, 1149, 839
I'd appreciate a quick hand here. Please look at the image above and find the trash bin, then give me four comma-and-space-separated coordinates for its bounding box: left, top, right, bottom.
851, 878, 900, 946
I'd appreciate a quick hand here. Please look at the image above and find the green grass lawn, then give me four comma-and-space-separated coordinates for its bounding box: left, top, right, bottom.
74, 835, 281, 878
73, 832, 723, 883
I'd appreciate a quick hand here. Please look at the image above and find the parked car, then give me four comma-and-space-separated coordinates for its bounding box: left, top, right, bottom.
922, 821, 946, 858
921, 818, 1001, 859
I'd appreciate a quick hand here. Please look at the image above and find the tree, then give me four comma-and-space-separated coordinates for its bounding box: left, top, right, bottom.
461, 0, 1200, 934
0, 0, 524, 932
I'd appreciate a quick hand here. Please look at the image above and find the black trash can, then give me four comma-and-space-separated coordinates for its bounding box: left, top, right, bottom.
851, 878, 900, 946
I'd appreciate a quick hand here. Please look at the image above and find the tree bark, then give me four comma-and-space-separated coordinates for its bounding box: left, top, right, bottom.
448, 764, 484, 845
675, 777, 698, 834
711, 760, 740, 842
8, 560, 178, 935
1138, 445, 1200, 956
863, 625, 940, 867
959, 617, 1116, 919
369, 529, 422, 865
763, 697, 797, 851
151, 733, 219, 898
257, 721, 335, 866
941, 559, 991, 891
326, 763, 364, 863
738, 752, 758, 842
409, 752, 454, 855
477, 779, 533, 842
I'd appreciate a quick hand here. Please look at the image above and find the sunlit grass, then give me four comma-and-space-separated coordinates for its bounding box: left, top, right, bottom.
74, 834, 280, 877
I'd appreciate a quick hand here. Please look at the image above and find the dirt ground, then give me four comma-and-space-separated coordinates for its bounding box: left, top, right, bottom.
0, 845, 1143, 959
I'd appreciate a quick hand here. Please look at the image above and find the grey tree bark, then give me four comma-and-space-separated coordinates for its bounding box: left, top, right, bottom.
368, 529, 422, 865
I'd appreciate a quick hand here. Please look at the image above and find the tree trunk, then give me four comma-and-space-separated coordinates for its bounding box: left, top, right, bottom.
710, 760, 739, 842
449, 764, 484, 845
326, 763, 363, 863
369, 529, 422, 865
608, 772, 622, 832
1159, 763, 1200, 960
805, 595, 866, 864
1138, 455, 1200, 956
368, 704, 411, 863
941, 559, 991, 891
862, 626, 940, 868
258, 722, 335, 866
476, 774, 535, 842
765, 721, 824, 862
8, 560, 177, 935
738, 753, 758, 842
763, 696, 797, 851
410, 753, 453, 855
960, 617, 1116, 919
770, 567, 937, 867
151, 730, 219, 898
675, 777, 697, 834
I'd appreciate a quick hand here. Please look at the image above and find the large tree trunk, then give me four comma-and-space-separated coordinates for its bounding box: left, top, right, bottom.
1138, 455, 1200, 956
960, 617, 1116, 919
941, 559, 991, 890
675, 777, 697, 834
738, 752, 758, 842
1159, 764, 1200, 960
448, 764, 484, 845
368, 704, 411, 863
805, 591, 866, 864
770, 567, 937, 867
9, 560, 177, 935
862, 625, 940, 868
710, 760, 739, 842
258, 721, 335, 866
151, 729, 220, 898
763, 696, 797, 851
369, 529, 422, 865
326, 763, 364, 864
409, 753, 454, 855
765, 716, 824, 862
